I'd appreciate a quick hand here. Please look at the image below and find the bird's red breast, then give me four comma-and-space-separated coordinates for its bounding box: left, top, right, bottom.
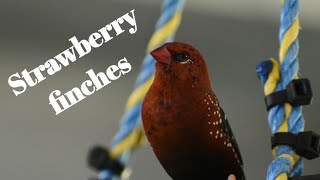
142, 42, 245, 180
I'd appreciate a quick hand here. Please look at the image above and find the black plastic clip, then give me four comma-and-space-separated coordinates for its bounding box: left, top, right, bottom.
87, 145, 125, 176
265, 79, 313, 110
271, 131, 320, 160
289, 174, 320, 180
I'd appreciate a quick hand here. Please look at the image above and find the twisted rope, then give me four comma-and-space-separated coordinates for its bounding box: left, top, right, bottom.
98, 0, 186, 179
256, 0, 304, 180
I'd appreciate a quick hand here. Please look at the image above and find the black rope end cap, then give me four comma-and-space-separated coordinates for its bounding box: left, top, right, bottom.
271, 131, 320, 160
87, 145, 125, 175
265, 79, 313, 110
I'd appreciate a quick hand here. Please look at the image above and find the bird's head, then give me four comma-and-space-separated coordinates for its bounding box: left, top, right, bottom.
150, 42, 211, 86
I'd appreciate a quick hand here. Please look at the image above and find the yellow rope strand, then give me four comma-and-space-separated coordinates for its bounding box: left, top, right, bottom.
125, 76, 154, 111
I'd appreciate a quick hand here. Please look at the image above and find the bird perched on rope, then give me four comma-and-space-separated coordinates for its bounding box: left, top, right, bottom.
141, 42, 246, 180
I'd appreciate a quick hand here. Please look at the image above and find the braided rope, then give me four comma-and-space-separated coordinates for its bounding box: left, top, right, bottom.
256, 0, 304, 180
99, 0, 186, 179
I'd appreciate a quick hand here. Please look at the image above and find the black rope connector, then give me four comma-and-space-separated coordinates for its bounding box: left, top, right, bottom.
271, 131, 320, 160
289, 174, 320, 180
265, 79, 313, 110
87, 145, 125, 175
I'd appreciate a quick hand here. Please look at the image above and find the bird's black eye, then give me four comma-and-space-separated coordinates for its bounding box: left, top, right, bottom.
175, 52, 190, 62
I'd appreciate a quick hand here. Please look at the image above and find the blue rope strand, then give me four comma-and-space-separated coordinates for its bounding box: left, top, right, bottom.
111, 103, 142, 145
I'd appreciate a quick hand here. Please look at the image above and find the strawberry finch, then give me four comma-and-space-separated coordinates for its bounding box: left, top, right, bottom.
142, 42, 246, 180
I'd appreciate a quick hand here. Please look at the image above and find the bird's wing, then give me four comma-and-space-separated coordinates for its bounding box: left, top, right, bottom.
219, 108, 244, 166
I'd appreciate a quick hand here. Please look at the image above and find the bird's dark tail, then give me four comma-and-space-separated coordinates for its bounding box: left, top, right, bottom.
240, 168, 246, 180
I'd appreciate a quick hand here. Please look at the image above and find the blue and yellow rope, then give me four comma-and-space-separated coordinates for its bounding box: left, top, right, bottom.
256, 0, 304, 180
98, 0, 186, 179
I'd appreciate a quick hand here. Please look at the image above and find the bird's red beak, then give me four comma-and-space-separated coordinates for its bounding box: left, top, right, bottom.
150, 45, 172, 65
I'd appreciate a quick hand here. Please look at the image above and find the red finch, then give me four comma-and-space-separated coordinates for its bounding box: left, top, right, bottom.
142, 42, 246, 180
